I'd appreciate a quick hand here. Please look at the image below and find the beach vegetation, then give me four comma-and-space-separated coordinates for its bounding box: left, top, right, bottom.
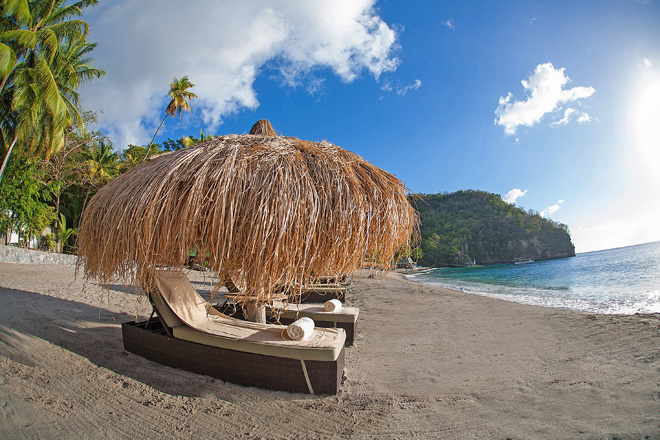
0, 0, 104, 183
142, 75, 197, 162
148, 129, 216, 155
394, 243, 423, 263
39, 231, 55, 250
55, 211, 76, 252
43, 110, 104, 218
0, 149, 54, 246
414, 190, 575, 267
82, 140, 118, 185
180, 128, 214, 148
121, 144, 160, 166
40, 110, 106, 231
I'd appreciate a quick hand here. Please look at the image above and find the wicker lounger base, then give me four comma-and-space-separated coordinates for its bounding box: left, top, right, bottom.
121, 318, 344, 395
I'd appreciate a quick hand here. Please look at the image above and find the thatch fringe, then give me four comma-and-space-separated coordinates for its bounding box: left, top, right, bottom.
78, 125, 418, 306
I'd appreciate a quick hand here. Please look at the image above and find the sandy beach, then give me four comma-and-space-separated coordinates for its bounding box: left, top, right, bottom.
0, 261, 658, 439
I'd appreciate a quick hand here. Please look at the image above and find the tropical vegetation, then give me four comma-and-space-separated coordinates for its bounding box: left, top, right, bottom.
413, 190, 576, 267
0, 107, 208, 251
0, 149, 54, 247
0, 0, 104, 250
142, 75, 197, 161
0, 0, 104, 181
0, 1, 205, 253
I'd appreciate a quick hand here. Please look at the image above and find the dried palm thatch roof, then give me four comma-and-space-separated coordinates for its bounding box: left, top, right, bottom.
77, 120, 418, 305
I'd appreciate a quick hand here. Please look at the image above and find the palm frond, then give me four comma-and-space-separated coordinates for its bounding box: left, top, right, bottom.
45, 3, 85, 26
3, 0, 32, 26
0, 28, 38, 50
0, 42, 17, 78
45, 19, 88, 39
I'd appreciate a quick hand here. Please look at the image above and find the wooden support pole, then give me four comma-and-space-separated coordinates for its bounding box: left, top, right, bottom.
246, 302, 267, 323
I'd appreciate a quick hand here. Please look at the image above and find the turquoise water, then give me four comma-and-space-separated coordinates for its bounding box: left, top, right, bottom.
406, 241, 660, 314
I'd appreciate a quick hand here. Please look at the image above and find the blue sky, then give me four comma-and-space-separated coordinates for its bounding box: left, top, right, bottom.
79, 0, 660, 253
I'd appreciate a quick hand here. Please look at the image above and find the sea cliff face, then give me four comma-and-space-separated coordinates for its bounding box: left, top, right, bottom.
413, 190, 576, 267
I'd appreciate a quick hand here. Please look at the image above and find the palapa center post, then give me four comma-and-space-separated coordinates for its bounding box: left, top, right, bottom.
245, 300, 267, 323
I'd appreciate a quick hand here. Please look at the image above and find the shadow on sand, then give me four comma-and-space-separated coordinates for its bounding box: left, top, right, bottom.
0, 286, 300, 400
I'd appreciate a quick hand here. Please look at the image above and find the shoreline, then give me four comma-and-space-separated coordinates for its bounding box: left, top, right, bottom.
1, 262, 658, 439
399, 264, 660, 316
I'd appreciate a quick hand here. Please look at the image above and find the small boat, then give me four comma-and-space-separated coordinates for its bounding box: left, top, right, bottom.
513, 257, 535, 265
468, 258, 483, 268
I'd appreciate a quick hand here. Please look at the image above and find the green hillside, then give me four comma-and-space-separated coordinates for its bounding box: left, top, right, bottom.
413, 190, 575, 267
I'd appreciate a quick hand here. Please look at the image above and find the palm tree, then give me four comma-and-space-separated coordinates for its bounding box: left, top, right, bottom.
142, 75, 197, 162
79, 140, 117, 213
83, 140, 118, 185
181, 128, 214, 147
55, 212, 77, 253
119, 152, 139, 172
12, 37, 102, 158
0, 0, 103, 183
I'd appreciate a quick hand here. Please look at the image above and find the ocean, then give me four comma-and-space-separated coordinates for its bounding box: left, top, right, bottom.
405, 240, 660, 315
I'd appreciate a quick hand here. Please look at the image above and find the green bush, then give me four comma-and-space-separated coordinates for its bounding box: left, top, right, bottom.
40, 233, 56, 251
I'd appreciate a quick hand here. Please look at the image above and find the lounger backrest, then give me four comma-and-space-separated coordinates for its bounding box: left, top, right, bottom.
149, 286, 185, 329
154, 271, 222, 324
154, 270, 346, 360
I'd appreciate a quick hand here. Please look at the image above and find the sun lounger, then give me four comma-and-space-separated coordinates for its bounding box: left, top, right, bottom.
287, 284, 349, 303
269, 303, 359, 346
225, 277, 349, 303
121, 271, 346, 394
219, 277, 357, 344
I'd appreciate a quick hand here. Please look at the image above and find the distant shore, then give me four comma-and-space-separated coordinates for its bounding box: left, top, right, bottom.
0, 261, 658, 439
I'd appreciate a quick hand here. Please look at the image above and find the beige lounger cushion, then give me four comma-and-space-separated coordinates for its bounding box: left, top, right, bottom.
272, 303, 359, 323
153, 271, 345, 362
150, 287, 185, 328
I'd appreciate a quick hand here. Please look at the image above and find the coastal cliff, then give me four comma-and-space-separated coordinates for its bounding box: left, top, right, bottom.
413, 190, 576, 267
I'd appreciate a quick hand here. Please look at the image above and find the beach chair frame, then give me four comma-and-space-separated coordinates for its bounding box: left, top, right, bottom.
120, 272, 346, 395
122, 317, 344, 395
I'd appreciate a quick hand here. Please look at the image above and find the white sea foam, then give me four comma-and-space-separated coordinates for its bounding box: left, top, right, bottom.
406, 241, 660, 315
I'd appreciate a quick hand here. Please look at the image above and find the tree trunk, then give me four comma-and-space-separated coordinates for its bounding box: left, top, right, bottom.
54, 184, 61, 221
0, 134, 19, 184
81, 187, 92, 218
246, 302, 267, 323
54, 185, 62, 253
142, 114, 168, 162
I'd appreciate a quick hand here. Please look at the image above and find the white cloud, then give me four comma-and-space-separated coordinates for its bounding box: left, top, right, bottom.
644, 58, 653, 67
443, 19, 455, 30
552, 108, 576, 126
503, 188, 527, 204
540, 199, 565, 218
80, 0, 400, 148
551, 108, 593, 126
381, 78, 421, 96
577, 113, 591, 123
398, 79, 422, 96
494, 62, 596, 135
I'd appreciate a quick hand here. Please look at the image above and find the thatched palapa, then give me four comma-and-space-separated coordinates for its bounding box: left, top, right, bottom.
77, 120, 418, 310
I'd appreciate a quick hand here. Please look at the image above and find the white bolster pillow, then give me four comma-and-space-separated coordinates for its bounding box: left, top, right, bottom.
286, 317, 315, 341
324, 299, 342, 313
